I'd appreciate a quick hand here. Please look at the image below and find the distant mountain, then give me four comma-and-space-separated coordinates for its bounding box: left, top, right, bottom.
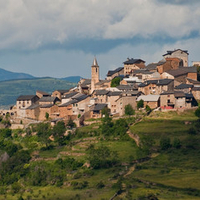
0, 68, 34, 81
0, 77, 77, 107
61, 76, 82, 83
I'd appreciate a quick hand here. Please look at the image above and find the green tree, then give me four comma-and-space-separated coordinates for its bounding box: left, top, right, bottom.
145, 105, 151, 114
101, 113, 114, 136
173, 138, 181, 149
36, 122, 51, 148
87, 145, 118, 169
52, 121, 66, 146
195, 106, 200, 118
67, 118, 76, 129
45, 112, 49, 120
125, 104, 135, 116
160, 137, 171, 150
137, 99, 144, 109
111, 77, 121, 87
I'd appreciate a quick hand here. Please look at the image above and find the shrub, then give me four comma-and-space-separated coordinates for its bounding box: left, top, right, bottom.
125, 104, 135, 116
160, 137, 171, 150
137, 99, 144, 109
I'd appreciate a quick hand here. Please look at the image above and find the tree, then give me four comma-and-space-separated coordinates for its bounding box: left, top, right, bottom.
145, 105, 151, 114
111, 77, 121, 87
125, 104, 135, 116
36, 122, 52, 148
137, 99, 144, 109
87, 145, 118, 169
45, 112, 49, 120
195, 106, 200, 118
160, 137, 171, 150
67, 118, 76, 129
52, 121, 66, 146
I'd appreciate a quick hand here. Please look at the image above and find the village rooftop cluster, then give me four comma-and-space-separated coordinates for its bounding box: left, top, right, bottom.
4, 49, 200, 126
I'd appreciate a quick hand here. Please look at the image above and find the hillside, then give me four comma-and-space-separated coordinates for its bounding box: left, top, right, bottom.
0, 78, 77, 107
0, 68, 34, 81
0, 110, 200, 199
60, 76, 82, 83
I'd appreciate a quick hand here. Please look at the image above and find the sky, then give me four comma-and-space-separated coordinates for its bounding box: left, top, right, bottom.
0, 0, 200, 79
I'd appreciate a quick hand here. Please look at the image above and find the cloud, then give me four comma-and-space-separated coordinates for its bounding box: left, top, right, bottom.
0, 0, 199, 53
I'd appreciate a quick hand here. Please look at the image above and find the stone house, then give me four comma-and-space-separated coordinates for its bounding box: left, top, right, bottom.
192, 87, 200, 100
52, 90, 69, 100
36, 90, 50, 98
58, 101, 74, 119
38, 96, 61, 105
162, 49, 189, 67
160, 91, 195, 109
116, 84, 138, 92
107, 91, 122, 115
136, 95, 160, 109
94, 80, 111, 90
121, 76, 142, 86
38, 104, 59, 121
160, 91, 175, 109
61, 91, 79, 104
106, 67, 124, 80
90, 103, 107, 119
92, 90, 109, 103
78, 79, 91, 95
157, 57, 182, 74
25, 104, 40, 120
138, 79, 174, 95
116, 91, 143, 115
16, 95, 39, 117
174, 83, 193, 93
186, 78, 200, 87
180, 66, 197, 80
161, 69, 188, 86
123, 58, 145, 76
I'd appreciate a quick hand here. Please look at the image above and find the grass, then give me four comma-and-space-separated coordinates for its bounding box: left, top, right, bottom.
1, 110, 200, 200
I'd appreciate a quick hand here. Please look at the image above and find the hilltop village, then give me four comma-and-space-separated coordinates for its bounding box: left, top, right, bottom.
4, 49, 200, 126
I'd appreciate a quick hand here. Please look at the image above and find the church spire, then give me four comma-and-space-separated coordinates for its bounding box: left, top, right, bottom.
93, 57, 98, 66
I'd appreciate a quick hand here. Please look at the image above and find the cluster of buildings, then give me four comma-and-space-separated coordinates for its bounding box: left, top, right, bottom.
8, 49, 200, 126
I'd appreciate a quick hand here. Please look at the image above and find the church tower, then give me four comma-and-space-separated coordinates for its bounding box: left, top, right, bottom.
91, 57, 99, 93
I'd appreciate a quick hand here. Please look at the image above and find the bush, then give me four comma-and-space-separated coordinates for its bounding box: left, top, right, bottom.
96, 181, 105, 189
160, 137, 171, 150
125, 104, 135, 116
173, 138, 181, 149
137, 99, 144, 109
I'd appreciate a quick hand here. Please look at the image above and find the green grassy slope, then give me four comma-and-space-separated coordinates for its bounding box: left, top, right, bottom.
1, 110, 200, 200
0, 78, 77, 107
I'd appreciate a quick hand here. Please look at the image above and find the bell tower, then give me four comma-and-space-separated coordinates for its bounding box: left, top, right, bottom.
91, 57, 99, 93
